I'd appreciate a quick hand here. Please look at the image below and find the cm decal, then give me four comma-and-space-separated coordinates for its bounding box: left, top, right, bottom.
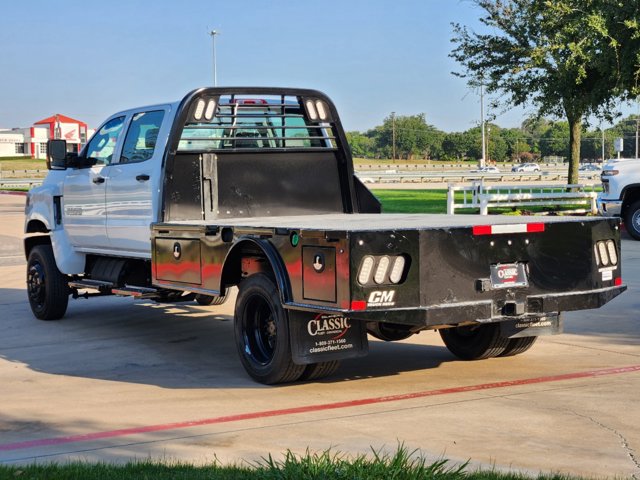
367, 290, 396, 307
307, 314, 351, 340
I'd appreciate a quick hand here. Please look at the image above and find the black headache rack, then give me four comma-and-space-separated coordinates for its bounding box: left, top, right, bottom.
160, 87, 380, 223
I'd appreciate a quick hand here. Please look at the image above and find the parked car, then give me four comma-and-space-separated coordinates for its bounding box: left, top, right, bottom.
471, 166, 501, 173
511, 163, 541, 172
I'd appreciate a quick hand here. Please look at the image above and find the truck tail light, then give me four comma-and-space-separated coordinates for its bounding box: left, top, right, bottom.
374, 256, 391, 284
594, 239, 618, 267
303, 98, 332, 122
358, 255, 408, 286
358, 256, 375, 284
606, 240, 618, 265
204, 99, 217, 120
305, 100, 318, 121
193, 99, 206, 120
315, 100, 329, 120
597, 241, 609, 266
389, 256, 406, 284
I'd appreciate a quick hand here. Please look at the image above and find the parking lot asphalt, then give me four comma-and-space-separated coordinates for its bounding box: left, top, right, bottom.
1, 194, 639, 477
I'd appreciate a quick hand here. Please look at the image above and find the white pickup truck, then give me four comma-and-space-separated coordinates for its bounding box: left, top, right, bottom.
24, 87, 626, 384
597, 158, 640, 239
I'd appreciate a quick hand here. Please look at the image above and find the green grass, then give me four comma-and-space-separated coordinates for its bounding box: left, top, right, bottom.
0, 447, 583, 479
0, 157, 46, 171
373, 189, 449, 213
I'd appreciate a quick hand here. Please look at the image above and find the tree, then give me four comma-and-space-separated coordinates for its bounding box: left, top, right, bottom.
486, 124, 509, 161
602, 2, 640, 98
540, 121, 570, 159
501, 128, 532, 161
521, 116, 552, 154
376, 114, 445, 160
442, 131, 475, 160
451, 0, 625, 183
346, 131, 375, 158
611, 114, 640, 158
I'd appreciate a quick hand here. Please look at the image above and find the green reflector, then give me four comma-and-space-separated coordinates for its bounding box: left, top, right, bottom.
290, 232, 299, 247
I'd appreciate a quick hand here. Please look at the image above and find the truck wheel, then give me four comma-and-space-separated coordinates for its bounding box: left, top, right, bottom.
299, 361, 341, 381
439, 323, 509, 360
26, 245, 69, 321
624, 200, 640, 240
234, 274, 305, 384
499, 336, 537, 357
195, 294, 227, 306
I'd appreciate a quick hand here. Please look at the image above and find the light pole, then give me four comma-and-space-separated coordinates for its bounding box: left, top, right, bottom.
636, 100, 640, 160
391, 112, 396, 162
480, 82, 486, 168
209, 30, 219, 86
486, 125, 491, 165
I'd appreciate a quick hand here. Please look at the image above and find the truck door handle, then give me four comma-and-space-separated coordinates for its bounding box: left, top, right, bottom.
92, 176, 105, 184
136, 174, 150, 181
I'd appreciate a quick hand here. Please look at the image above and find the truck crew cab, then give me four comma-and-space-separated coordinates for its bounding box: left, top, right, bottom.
25, 87, 626, 384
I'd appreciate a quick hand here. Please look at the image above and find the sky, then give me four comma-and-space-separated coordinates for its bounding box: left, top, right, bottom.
0, 0, 635, 133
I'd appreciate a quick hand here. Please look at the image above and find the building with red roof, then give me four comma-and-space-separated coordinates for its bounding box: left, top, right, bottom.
0, 114, 93, 159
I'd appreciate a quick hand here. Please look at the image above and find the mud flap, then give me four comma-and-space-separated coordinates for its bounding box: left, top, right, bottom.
499, 313, 563, 339
288, 311, 369, 365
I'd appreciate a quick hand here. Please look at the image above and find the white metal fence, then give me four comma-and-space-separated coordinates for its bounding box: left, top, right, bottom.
447, 181, 599, 215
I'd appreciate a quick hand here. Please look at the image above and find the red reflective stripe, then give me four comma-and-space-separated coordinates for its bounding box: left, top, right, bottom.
526, 223, 545, 233
473, 224, 545, 236
350, 300, 367, 311
472, 225, 492, 236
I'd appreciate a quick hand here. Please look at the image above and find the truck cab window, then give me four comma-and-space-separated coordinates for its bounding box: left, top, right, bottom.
120, 110, 165, 164
85, 116, 125, 166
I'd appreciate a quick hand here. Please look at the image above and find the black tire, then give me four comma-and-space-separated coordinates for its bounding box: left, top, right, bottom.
195, 294, 227, 306
439, 323, 509, 360
234, 274, 305, 384
299, 361, 341, 381
499, 336, 538, 357
624, 200, 640, 240
26, 244, 69, 320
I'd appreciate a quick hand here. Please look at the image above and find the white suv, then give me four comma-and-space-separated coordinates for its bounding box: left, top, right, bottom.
511, 163, 540, 172
597, 158, 640, 240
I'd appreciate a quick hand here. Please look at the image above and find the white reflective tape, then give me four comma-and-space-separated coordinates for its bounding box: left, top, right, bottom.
490, 224, 528, 234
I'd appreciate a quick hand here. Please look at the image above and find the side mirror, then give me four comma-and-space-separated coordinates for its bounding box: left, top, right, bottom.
47, 140, 68, 170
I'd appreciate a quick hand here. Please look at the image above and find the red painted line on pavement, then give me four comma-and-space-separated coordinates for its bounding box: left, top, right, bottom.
2, 364, 639, 452
0, 190, 27, 196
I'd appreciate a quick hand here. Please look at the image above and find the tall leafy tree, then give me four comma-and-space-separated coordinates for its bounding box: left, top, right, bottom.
442, 131, 476, 160
501, 128, 532, 161
540, 121, 570, 159
376, 114, 445, 160
346, 131, 376, 158
450, 0, 625, 183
